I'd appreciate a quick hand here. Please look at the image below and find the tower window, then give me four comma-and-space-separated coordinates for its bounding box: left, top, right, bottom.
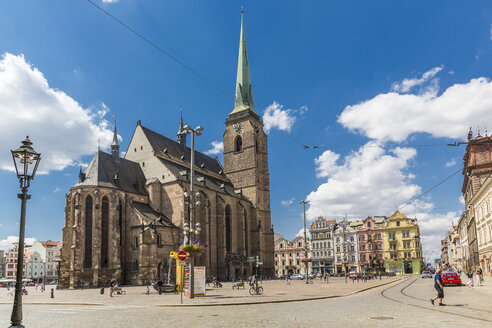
235, 136, 242, 152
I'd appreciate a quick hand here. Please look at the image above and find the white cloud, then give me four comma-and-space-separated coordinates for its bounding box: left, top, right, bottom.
281, 198, 295, 206
102, 0, 119, 3
0, 53, 114, 174
204, 141, 223, 155
445, 158, 457, 167
459, 195, 465, 205
339, 74, 492, 142
53, 187, 62, 193
306, 142, 423, 219
490, 23, 492, 40
391, 67, 443, 93
409, 211, 460, 262
296, 227, 311, 240
0, 236, 37, 251
262, 102, 297, 133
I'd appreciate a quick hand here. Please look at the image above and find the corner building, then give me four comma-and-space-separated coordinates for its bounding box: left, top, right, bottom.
59, 14, 274, 288
383, 211, 423, 274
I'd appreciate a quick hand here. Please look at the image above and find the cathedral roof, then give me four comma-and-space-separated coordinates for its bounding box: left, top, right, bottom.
141, 126, 225, 177
75, 151, 146, 195
131, 201, 176, 228
139, 126, 245, 200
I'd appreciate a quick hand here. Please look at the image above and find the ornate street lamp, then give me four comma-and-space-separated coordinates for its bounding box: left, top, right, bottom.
10, 136, 41, 328
53, 256, 63, 289
182, 125, 203, 299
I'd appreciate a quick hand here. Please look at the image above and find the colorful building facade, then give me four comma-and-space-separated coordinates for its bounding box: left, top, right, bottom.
309, 217, 335, 275
383, 211, 423, 274
354, 217, 385, 273
274, 236, 310, 277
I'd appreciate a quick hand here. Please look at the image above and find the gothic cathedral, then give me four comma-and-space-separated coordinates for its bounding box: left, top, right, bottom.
59, 13, 274, 288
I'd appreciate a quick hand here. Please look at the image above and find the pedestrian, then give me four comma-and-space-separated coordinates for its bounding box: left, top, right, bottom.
478, 267, 484, 286
146, 285, 150, 295
163, 273, 168, 284
466, 270, 474, 287
157, 278, 163, 295
431, 268, 445, 306
109, 278, 116, 297
285, 275, 290, 285
41, 282, 45, 292
35, 283, 38, 291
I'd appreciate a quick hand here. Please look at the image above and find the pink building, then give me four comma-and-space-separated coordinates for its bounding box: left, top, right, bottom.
356, 217, 385, 273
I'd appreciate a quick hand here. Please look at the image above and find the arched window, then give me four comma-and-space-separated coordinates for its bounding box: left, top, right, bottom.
243, 209, 248, 256
134, 259, 139, 271
225, 205, 232, 253
84, 196, 93, 268
135, 236, 139, 248
101, 196, 109, 268
118, 199, 123, 246
235, 136, 242, 152
255, 138, 259, 153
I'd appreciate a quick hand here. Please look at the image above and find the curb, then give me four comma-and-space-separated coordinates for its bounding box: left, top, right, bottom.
0, 278, 404, 308
152, 278, 404, 308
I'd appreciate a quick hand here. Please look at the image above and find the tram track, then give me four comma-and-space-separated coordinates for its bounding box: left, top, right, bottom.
380, 277, 492, 323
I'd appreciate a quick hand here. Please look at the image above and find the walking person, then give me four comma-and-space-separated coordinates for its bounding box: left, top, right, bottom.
478, 267, 484, 286
466, 270, 474, 287
157, 278, 163, 295
431, 268, 445, 306
109, 278, 116, 297
146, 285, 150, 295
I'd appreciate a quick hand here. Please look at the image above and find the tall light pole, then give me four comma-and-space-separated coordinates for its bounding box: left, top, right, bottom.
299, 200, 309, 283
10, 136, 41, 328
183, 125, 203, 299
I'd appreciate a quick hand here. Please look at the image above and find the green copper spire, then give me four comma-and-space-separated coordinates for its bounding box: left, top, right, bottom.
230, 11, 258, 116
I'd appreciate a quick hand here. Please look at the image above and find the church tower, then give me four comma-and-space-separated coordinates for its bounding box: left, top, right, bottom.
223, 11, 274, 275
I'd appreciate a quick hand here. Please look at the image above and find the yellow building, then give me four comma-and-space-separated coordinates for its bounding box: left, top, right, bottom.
383, 211, 423, 274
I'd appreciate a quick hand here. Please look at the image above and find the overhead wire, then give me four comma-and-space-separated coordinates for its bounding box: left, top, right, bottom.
85, 0, 307, 149
397, 168, 462, 212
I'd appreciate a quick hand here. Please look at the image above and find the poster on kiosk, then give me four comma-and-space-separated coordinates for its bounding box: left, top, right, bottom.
184, 266, 206, 297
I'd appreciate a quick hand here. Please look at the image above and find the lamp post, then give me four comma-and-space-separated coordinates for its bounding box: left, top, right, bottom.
53, 257, 63, 289
10, 136, 41, 328
182, 125, 203, 299
299, 200, 310, 283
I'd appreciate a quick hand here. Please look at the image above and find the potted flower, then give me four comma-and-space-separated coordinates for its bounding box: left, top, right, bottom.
179, 243, 205, 256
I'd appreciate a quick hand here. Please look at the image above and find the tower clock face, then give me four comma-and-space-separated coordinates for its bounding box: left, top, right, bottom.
233, 122, 243, 134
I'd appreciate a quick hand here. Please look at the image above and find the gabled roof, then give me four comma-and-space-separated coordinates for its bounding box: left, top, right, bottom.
75, 151, 146, 195
131, 202, 176, 228
141, 126, 226, 178
140, 126, 246, 200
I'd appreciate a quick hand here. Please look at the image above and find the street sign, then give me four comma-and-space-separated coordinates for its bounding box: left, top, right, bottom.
247, 256, 256, 262
258, 262, 263, 265
178, 260, 187, 266
178, 250, 187, 261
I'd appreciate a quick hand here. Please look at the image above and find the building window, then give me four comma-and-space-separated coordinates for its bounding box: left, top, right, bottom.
135, 236, 139, 248
101, 196, 109, 268
396, 221, 400, 227
84, 196, 93, 269
157, 234, 161, 247
235, 136, 242, 152
134, 260, 139, 271
225, 206, 232, 253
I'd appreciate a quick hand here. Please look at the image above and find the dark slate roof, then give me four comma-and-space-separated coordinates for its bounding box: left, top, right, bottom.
75, 151, 146, 195
131, 201, 176, 228
157, 158, 244, 199
140, 126, 246, 200
141, 126, 226, 177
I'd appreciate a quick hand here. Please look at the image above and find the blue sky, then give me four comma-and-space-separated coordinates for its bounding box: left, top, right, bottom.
1, 1, 492, 259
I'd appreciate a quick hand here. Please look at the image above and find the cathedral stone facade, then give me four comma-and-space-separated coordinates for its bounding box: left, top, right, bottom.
59, 14, 274, 288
